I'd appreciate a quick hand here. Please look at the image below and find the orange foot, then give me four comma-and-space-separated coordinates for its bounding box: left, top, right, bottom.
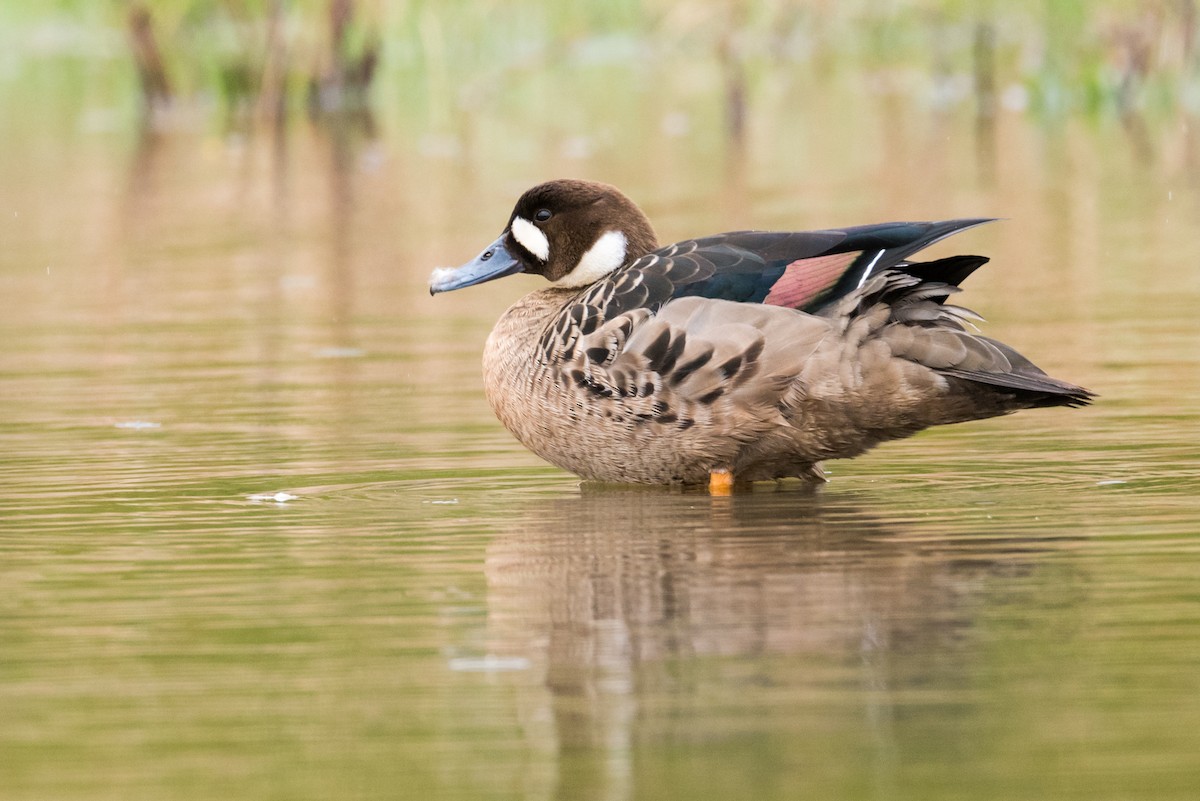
709, 468, 735, 496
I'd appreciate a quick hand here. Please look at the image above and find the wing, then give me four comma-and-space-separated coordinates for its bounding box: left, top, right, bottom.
538, 218, 996, 367
576, 219, 996, 323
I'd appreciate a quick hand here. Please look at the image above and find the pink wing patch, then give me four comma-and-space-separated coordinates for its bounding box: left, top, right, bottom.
763, 251, 861, 309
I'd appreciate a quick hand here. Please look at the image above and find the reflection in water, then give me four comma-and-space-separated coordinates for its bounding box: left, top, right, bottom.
322, 110, 378, 336
972, 19, 997, 186
483, 488, 1051, 801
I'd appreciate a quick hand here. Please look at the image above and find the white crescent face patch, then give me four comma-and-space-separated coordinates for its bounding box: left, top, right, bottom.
510, 217, 549, 262
552, 230, 628, 288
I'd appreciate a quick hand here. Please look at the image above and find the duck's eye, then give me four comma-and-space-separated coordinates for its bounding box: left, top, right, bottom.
534, 209, 552, 222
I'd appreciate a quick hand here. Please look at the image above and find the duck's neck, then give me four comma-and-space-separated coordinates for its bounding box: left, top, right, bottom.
482, 287, 579, 424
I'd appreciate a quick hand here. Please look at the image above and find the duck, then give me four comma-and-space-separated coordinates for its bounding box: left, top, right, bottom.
429, 179, 1092, 490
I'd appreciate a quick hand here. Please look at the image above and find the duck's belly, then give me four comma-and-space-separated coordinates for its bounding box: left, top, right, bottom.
512, 407, 716, 484
486, 373, 825, 484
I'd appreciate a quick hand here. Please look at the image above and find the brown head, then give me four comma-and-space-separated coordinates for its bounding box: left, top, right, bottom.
430, 179, 659, 294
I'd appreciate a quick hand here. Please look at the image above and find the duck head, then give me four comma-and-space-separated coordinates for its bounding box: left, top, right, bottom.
430, 179, 659, 294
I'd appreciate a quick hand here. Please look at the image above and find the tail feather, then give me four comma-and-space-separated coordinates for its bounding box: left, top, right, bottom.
942, 368, 1095, 408
943, 335, 1095, 407
860, 272, 1095, 410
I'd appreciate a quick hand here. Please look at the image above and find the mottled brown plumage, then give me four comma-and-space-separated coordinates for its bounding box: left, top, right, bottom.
431, 180, 1092, 485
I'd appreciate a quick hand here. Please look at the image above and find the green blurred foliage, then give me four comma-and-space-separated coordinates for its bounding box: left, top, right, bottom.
0, 0, 1196, 126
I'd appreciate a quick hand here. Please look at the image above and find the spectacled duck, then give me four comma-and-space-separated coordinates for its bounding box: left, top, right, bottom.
429, 180, 1092, 491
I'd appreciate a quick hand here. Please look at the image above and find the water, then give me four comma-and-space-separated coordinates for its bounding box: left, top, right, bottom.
3, 62, 1200, 801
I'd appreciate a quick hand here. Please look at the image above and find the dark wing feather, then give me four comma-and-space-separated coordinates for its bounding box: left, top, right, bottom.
809, 219, 995, 311
901, 254, 990, 287
580, 219, 996, 324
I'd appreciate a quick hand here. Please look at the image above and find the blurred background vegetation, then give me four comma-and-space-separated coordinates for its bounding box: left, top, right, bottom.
3, 0, 1198, 137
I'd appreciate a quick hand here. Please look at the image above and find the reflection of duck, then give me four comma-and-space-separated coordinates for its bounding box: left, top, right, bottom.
479, 487, 1048, 794
431, 180, 1091, 488
485, 487, 1019, 667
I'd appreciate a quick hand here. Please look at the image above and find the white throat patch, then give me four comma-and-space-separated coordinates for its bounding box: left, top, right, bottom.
510, 217, 549, 262
553, 230, 628, 288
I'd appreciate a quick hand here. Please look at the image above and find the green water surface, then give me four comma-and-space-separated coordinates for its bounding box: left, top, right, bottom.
3, 12, 1200, 800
